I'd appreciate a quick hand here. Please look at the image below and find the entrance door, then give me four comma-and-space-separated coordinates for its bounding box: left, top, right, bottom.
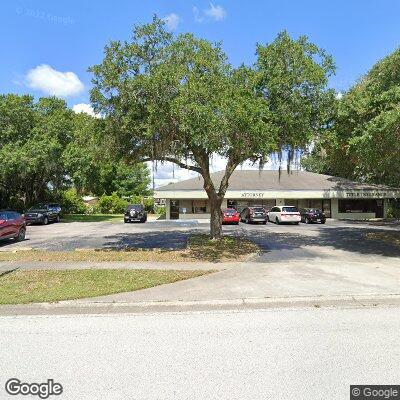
375, 200, 384, 218
170, 200, 180, 219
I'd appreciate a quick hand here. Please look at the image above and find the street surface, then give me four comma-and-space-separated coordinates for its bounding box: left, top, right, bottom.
1, 306, 399, 400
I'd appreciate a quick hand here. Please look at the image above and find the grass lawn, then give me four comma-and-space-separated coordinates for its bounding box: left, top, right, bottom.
62, 214, 123, 223
0, 235, 259, 263
0, 269, 210, 305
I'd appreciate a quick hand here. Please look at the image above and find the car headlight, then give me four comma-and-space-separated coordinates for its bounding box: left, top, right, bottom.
37, 213, 43, 217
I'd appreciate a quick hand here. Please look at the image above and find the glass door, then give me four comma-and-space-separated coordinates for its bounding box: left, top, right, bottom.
170, 200, 180, 219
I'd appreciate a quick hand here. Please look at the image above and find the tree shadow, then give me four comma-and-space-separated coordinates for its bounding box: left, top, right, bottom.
102, 229, 194, 250
247, 226, 400, 259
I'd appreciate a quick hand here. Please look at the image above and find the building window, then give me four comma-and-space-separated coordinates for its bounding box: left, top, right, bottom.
338, 199, 376, 213
192, 200, 207, 214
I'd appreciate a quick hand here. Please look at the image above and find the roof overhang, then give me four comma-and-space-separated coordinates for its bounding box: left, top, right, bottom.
155, 189, 400, 199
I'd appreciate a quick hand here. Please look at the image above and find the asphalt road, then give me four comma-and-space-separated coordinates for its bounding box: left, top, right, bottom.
1, 306, 399, 400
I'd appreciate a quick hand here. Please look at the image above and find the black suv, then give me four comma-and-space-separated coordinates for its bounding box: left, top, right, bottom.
124, 204, 147, 223
300, 208, 326, 224
240, 206, 268, 224
25, 203, 61, 225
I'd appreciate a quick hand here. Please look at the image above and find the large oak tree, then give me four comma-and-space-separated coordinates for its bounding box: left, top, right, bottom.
90, 17, 335, 238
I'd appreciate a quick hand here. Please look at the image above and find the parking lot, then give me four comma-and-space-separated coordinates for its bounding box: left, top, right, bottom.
1, 218, 400, 263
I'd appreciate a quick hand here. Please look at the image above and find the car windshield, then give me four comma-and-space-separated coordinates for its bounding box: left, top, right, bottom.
252, 207, 265, 213
0, 212, 8, 220
282, 206, 298, 213
127, 205, 143, 211
224, 209, 236, 215
29, 204, 47, 211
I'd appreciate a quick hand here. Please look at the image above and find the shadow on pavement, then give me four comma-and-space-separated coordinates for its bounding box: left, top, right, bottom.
247, 226, 400, 258
102, 230, 195, 250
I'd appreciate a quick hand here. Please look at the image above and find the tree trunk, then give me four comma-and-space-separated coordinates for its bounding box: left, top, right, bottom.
209, 196, 223, 239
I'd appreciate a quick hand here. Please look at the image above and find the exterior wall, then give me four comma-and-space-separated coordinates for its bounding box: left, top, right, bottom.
158, 189, 399, 220
179, 213, 211, 220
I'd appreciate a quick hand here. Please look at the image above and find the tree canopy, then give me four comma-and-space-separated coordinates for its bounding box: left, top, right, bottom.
0, 95, 150, 210
90, 17, 335, 237
303, 48, 400, 187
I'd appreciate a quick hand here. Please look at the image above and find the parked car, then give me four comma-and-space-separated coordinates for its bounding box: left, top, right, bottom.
124, 204, 147, 223
222, 208, 240, 225
267, 206, 301, 225
300, 208, 326, 224
25, 203, 61, 225
0, 210, 26, 242
240, 206, 268, 224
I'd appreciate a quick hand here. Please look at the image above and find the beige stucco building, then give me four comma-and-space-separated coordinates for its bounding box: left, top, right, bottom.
154, 170, 400, 220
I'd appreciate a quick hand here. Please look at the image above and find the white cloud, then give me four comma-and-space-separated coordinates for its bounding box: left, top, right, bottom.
163, 13, 180, 31
193, 3, 226, 22
204, 3, 226, 21
25, 64, 84, 97
72, 103, 100, 118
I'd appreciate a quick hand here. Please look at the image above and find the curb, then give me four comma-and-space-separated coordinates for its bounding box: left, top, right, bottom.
1, 294, 400, 316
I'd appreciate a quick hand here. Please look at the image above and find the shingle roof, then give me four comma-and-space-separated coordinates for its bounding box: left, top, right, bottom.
156, 170, 396, 191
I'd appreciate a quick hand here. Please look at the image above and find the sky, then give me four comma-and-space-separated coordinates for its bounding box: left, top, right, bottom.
1, 0, 400, 185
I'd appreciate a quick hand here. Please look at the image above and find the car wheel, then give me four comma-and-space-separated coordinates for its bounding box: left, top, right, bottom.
305, 217, 310, 224
15, 227, 26, 242
56, 215, 61, 223
43, 216, 48, 225
275, 217, 280, 225
320, 220, 326, 224
262, 221, 266, 225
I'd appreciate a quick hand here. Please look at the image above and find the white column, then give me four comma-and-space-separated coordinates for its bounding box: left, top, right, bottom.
165, 199, 171, 220
330, 198, 339, 219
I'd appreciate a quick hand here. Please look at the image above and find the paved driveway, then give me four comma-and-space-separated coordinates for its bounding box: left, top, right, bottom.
1, 219, 400, 260
1, 219, 400, 303
0, 220, 205, 251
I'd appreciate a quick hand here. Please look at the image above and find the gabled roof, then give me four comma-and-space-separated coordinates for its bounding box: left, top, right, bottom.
156, 170, 396, 191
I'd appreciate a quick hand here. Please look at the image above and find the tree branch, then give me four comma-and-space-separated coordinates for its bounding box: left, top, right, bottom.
141, 157, 202, 173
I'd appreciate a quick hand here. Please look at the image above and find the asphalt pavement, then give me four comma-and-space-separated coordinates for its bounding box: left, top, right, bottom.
1, 306, 399, 400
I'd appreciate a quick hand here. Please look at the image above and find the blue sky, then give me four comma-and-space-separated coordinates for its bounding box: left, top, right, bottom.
2, 0, 400, 105
1, 0, 399, 182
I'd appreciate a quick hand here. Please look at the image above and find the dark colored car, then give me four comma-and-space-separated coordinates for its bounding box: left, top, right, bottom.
25, 203, 61, 225
222, 208, 240, 225
0, 210, 26, 242
300, 208, 326, 224
240, 206, 268, 224
124, 204, 147, 223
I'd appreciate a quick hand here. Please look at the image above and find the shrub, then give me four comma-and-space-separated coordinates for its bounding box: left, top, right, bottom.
387, 199, 400, 219
60, 189, 86, 214
95, 193, 128, 214
156, 205, 166, 216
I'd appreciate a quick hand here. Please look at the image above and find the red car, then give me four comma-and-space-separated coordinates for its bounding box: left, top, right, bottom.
0, 210, 26, 242
222, 208, 240, 225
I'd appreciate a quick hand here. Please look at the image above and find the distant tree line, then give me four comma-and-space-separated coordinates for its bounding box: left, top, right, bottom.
0, 95, 150, 211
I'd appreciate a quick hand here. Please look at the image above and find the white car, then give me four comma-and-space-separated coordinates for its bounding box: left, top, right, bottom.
267, 206, 301, 225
